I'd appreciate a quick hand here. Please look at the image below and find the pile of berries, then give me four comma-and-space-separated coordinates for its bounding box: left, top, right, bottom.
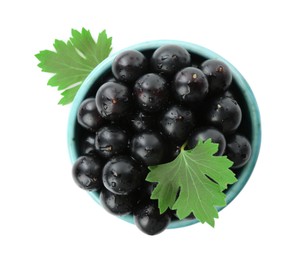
72, 44, 252, 235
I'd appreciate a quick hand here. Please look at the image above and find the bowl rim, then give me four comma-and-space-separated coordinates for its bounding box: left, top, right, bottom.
67, 40, 261, 229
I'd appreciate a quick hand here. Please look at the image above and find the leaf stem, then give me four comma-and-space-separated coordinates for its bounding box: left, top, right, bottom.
180, 142, 187, 152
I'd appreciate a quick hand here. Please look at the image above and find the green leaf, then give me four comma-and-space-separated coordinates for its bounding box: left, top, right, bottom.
146, 139, 237, 227
58, 85, 81, 105
35, 28, 112, 105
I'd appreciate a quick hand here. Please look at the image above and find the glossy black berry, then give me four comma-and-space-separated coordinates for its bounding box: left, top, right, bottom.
200, 59, 232, 94
130, 111, 156, 132
160, 105, 196, 144
206, 96, 242, 134
134, 73, 169, 112
102, 155, 147, 195
72, 154, 104, 191
79, 132, 96, 155
130, 131, 166, 166
151, 45, 191, 77
134, 199, 171, 236
95, 82, 131, 121
223, 90, 236, 99
95, 125, 128, 159
77, 98, 103, 132
112, 50, 148, 83
161, 142, 181, 164
173, 67, 208, 106
136, 182, 156, 201
186, 127, 226, 155
100, 188, 138, 215
225, 134, 252, 169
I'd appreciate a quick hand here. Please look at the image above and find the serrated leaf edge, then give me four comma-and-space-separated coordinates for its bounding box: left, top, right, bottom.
35, 28, 112, 105
146, 139, 237, 228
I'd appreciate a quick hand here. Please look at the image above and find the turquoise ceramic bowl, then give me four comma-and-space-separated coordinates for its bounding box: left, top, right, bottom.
68, 40, 261, 229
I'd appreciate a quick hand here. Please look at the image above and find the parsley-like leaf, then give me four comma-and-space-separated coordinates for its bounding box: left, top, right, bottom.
35, 28, 112, 105
146, 139, 237, 227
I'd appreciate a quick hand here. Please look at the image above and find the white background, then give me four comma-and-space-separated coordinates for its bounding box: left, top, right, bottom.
1, 0, 300, 259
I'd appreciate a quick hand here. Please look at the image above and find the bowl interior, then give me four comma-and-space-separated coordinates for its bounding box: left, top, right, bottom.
68, 40, 261, 229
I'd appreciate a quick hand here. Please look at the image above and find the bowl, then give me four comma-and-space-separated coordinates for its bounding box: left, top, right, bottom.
67, 40, 261, 229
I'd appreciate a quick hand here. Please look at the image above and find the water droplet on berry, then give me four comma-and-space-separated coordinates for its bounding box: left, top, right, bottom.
215, 104, 222, 111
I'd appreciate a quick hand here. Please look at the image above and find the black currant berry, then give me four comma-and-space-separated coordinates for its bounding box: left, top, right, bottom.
95, 125, 128, 159
100, 188, 138, 215
173, 67, 208, 106
186, 127, 226, 155
136, 182, 156, 201
95, 82, 131, 121
134, 199, 171, 236
102, 155, 147, 195
77, 98, 103, 132
200, 59, 232, 94
223, 90, 236, 99
206, 96, 242, 134
134, 73, 169, 113
161, 142, 181, 164
130, 131, 166, 166
72, 154, 104, 191
160, 105, 195, 144
225, 134, 252, 169
79, 132, 96, 155
150, 45, 191, 77
130, 111, 156, 133
112, 50, 148, 83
